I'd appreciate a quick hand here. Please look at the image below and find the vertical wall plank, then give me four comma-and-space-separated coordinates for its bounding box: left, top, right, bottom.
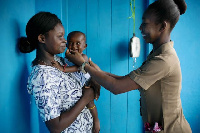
110, 0, 130, 132
86, 0, 112, 132
171, 0, 200, 131
0, 0, 36, 132
35, 0, 62, 19
68, 0, 86, 55
127, 1, 147, 133
61, 0, 68, 39
68, 0, 86, 34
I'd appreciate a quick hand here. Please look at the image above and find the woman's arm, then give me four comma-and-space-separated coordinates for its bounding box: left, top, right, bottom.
45, 87, 94, 133
64, 66, 79, 73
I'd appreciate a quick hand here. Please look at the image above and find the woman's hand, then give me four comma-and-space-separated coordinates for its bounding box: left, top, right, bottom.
65, 49, 85, 66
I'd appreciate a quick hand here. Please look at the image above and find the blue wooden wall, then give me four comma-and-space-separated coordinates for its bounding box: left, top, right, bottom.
171, 0, 200, 131
0, 0, 199, 133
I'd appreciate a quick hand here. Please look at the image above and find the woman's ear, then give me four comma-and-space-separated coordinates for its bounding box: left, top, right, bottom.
159, 21, 167, 32
38, 34, 45, 43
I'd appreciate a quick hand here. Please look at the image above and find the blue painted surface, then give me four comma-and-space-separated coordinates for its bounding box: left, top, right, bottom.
171, 0, 200, 132
0, 0, 199, 133
67, 0, 87, 55
127, 0, 147, 132
86, 0, 112, 132
110, 0, 130, 132
0, 0, 36, 133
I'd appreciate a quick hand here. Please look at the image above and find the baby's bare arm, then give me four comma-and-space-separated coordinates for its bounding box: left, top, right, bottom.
51, 61, 79, 73
64, 66, 79, 73
82, 54, 88, 62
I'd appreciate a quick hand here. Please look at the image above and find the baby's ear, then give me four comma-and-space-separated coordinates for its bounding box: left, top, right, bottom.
84, 43, 87, 48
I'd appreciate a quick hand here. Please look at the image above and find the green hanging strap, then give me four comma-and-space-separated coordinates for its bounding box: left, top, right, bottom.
128, 0, 136, 34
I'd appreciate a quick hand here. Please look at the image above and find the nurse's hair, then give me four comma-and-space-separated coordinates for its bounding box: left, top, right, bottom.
146, 0, 187, 31
19, 12, 62, 53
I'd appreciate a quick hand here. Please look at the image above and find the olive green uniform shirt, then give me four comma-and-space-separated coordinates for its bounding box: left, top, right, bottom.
129, 41, 192, 133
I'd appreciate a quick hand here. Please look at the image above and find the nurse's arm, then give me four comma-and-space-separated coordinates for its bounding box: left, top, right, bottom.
84, 63, 141, 95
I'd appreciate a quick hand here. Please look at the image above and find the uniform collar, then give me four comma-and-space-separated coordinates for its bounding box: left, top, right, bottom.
147, 41, 174, 60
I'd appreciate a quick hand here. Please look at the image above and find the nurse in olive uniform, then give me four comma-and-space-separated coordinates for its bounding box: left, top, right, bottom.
65, 0, 192, 132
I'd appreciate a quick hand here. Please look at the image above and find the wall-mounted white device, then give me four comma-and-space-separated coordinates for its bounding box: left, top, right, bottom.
130, 34, 140, 58
129, 33, 140, 68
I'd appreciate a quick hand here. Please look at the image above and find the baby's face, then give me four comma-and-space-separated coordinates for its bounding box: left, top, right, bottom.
67, 33, 86, 53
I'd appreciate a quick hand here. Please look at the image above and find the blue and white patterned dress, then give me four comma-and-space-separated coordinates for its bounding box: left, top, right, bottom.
27, 56, 93, 133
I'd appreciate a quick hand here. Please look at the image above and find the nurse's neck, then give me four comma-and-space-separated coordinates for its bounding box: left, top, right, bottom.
152, 36, 171, 52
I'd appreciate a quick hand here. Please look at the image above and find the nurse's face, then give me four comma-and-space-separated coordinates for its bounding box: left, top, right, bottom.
139, 11, 162, 44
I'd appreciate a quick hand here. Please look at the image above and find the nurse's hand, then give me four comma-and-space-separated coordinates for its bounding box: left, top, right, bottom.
65, 49, 85, 66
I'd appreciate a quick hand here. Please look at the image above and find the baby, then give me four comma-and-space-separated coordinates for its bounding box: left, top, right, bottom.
53, 31, 100, 132
65, 31, 100, 97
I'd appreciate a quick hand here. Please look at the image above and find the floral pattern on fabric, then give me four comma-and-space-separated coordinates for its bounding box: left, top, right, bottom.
64, 58, 91, 87
27, 56, 93, 133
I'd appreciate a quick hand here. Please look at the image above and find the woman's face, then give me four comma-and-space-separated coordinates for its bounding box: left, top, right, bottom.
44, 23, 67, 55
139, 11, 161, 44
67, 33, 86, 53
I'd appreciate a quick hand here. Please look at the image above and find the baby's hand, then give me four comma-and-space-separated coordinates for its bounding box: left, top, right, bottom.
65, 49, 70, 58
88, 78, 101, 101
65, 50, 85, 66
51, 61, 64, 72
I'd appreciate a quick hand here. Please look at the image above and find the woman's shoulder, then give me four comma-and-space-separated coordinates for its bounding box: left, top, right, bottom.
30, 65, 63, 80
27, 65, 62, 94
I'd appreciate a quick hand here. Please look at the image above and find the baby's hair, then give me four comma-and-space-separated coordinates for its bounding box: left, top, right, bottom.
19, 12, 62, 53
67, 31, 86, 42
146, 0, 187, 31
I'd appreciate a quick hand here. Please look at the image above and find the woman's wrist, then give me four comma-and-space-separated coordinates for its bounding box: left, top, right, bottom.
86, 101, 94, 108
82, 94, 91, 105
